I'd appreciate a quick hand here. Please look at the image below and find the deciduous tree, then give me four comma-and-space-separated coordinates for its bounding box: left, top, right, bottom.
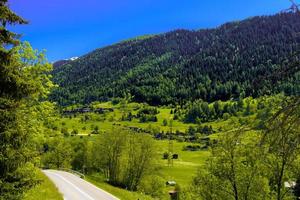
0, 2, 55, 198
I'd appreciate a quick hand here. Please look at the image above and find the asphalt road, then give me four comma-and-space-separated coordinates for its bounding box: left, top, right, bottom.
43, 170, 119, 200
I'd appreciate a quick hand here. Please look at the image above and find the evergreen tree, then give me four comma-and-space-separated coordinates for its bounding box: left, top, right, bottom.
0, 2, 54, 199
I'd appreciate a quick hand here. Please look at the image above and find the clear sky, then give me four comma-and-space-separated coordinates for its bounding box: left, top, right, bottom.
9, 0, 292, 61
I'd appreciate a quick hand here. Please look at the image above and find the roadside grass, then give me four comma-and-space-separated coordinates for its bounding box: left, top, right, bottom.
23, 170, 63, 200
86, 174, 155, 200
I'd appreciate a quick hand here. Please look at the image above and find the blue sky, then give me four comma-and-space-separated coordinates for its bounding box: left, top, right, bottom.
9, 0, 291, 61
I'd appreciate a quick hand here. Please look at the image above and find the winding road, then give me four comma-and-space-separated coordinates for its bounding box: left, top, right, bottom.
43, 170, 119, 200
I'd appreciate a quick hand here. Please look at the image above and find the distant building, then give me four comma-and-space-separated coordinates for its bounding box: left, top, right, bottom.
285, 181, 296, 188
166, 181, 176, 186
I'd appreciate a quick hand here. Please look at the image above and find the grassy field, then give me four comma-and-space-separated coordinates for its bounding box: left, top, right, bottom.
57, 100, 259, 135
57, 102, 197, 135
23, 170, 63, 200
55, 100, 261, 199
57, 101, 259, 184
155, 140, 210, 186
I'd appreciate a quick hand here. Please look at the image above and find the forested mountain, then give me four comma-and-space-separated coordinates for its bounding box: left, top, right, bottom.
51, 12, 300, 106
53, 60, 70, 68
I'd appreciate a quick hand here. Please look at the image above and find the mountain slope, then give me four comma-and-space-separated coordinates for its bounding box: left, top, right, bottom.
51, 12, 300, 106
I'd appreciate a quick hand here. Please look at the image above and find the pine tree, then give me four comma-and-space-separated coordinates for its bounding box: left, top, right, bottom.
0, 1, 54, 199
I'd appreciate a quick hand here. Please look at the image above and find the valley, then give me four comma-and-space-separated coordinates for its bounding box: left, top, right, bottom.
1, 1, 299, 199
39, 95, 282, 199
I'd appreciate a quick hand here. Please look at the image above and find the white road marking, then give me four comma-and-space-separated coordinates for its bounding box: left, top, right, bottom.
47, 171, 95, 200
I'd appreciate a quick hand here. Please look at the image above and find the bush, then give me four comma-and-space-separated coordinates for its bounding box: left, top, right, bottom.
137, 107, 159, 116
61, 127, 69, 137
187, 126, 196, 136
183, 145, 202, 151
112, 98, 121, 105
137, 106, 159, 123
223, 113, 231, 120
163, 119, 168, 126
91, 125, 100, 134
121, 112, 133, 121
138, 175, 165, 198
71, 129, 79, 135
163, 152, 169, 159
139, 114, 157, 123
197, 125, 214, 135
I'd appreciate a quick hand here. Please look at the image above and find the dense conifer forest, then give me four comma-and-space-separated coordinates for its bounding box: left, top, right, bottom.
51, 12, 300, 106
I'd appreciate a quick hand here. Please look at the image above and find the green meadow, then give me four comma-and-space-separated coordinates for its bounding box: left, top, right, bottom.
52, 99, 263, 196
